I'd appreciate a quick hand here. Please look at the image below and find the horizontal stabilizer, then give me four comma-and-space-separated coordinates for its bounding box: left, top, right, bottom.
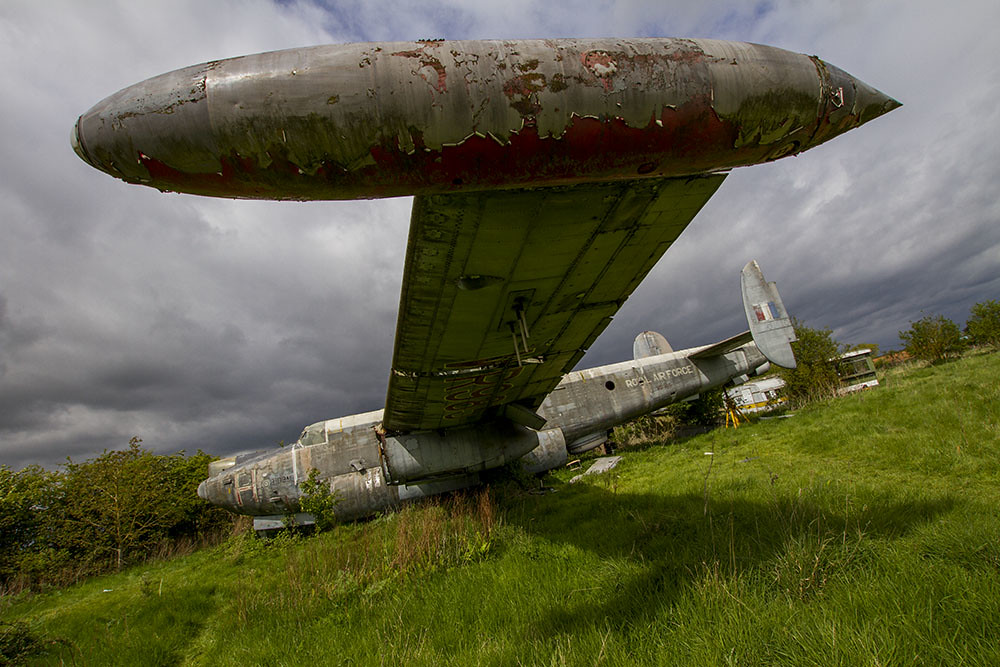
741, 260, 797, 369
633, 330, 673, 359
689, 330, 753, 359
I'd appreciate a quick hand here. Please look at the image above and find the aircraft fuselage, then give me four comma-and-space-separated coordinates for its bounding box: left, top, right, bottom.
196, 342, 766, 523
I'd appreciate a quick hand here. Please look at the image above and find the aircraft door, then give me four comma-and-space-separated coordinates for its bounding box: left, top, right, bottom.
235, 470, 257, 508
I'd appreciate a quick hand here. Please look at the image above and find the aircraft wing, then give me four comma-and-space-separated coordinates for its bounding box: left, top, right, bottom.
382, 174, 727, 433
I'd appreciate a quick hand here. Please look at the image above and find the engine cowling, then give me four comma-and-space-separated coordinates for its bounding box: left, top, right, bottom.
380, 420, 567, 484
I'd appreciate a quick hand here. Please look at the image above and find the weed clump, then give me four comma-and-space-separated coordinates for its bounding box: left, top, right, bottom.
221, 488, 502, 626
0, 620, 72, 664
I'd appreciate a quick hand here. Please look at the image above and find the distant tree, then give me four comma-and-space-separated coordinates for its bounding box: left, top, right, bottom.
899, 314, 965, 363
966, 299, 1000, 349
53, 438, 178, 570
0, 441, 233, 590
778, 320, 840, 406
163, 449, 234, 540
0, 465, 59, 587
52, 437, 230, 572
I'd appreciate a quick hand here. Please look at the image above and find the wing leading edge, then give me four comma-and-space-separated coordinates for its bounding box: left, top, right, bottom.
383, 175, 727, 433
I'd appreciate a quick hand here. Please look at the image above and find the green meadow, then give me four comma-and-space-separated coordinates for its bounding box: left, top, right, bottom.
4, 351, 999, 666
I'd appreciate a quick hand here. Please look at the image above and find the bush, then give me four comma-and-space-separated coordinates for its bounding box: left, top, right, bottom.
0, 466, 58, 588
778, 321, 840, 406
297, 468, 341, 532
966, 299, 1000, 349
0, 439, 234, 592
899, 314, 965, 363
0, 620, 50, 664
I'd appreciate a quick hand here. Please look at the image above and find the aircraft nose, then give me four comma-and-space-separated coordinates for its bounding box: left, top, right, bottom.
804, 60, 900, 150
854, 77, 902, 124
197, 479, 209, 501
825, 61, 900, 124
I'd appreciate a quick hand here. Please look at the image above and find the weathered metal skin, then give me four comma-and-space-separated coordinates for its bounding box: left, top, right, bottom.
381, 421, 562, 484
196, 339, 765, 520
538, 343, 766, 445
73, 38, 898, 200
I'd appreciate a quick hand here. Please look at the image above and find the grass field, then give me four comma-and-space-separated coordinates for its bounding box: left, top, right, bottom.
4, 351, 999, 665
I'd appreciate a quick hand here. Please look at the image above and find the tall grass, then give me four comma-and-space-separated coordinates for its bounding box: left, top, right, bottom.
5, 351, 999, 665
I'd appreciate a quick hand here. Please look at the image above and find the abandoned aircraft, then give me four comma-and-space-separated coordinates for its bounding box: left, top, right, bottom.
71, 38, 899, 528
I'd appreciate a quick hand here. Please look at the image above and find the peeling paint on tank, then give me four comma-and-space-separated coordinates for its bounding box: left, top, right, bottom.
75, 38, 898, 201
391, 47, 448, 93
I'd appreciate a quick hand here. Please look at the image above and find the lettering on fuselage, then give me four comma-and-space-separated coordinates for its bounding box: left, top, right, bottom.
624, 364, 694, 388
652, 366, 694, 381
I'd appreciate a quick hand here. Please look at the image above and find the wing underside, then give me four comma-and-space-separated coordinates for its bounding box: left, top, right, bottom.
383, 174, 727, 433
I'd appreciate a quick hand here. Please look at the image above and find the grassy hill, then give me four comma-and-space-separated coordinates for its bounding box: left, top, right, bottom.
4, 351, 999, 665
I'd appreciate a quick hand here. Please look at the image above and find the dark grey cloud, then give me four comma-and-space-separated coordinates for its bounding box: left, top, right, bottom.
1, 0, 997, 469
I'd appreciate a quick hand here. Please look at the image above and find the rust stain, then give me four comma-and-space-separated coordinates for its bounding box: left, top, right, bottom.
579, 45, 714, 93
581, 50, 617, 91
502, 72, 547, 115
391, 47, 448, 93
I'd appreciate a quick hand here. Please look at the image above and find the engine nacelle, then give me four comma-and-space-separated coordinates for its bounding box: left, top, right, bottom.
380, 420, 566, 485
520, 429, 569, 474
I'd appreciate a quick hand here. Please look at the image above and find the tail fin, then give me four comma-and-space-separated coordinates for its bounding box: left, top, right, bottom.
633, 330, 673, 359
741, 260, 797, 369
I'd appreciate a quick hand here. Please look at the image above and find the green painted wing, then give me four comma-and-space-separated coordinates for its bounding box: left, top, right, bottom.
383, 175, 726, 432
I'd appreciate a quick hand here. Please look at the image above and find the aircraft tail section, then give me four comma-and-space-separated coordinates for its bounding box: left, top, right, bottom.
631, 260, 796, 368
741, 260, 797, 369
633, 330, 673, 359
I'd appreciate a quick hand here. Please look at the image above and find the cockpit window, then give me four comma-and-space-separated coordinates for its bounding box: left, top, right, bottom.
298, 425, 328, 446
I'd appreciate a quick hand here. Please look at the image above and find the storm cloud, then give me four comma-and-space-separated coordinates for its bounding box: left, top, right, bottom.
1, 0, 997, 468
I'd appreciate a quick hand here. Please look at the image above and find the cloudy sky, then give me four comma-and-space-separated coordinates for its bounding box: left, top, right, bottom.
1, 1, 997, 469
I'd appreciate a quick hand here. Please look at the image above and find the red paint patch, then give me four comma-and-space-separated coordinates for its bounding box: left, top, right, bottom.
391, 48, 448, 93
135, 95, 768, 200
502, 73, 547, 115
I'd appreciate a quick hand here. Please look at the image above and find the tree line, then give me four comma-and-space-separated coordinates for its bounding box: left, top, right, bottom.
778, 299, 999, 406
0, 438, 234, 594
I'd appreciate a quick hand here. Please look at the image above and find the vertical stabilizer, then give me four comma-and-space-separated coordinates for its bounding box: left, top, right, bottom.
741, 261, 797, 369
633, 330, 673, 359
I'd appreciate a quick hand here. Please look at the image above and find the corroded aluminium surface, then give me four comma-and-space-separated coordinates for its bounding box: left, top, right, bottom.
73, 38, 899, 200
